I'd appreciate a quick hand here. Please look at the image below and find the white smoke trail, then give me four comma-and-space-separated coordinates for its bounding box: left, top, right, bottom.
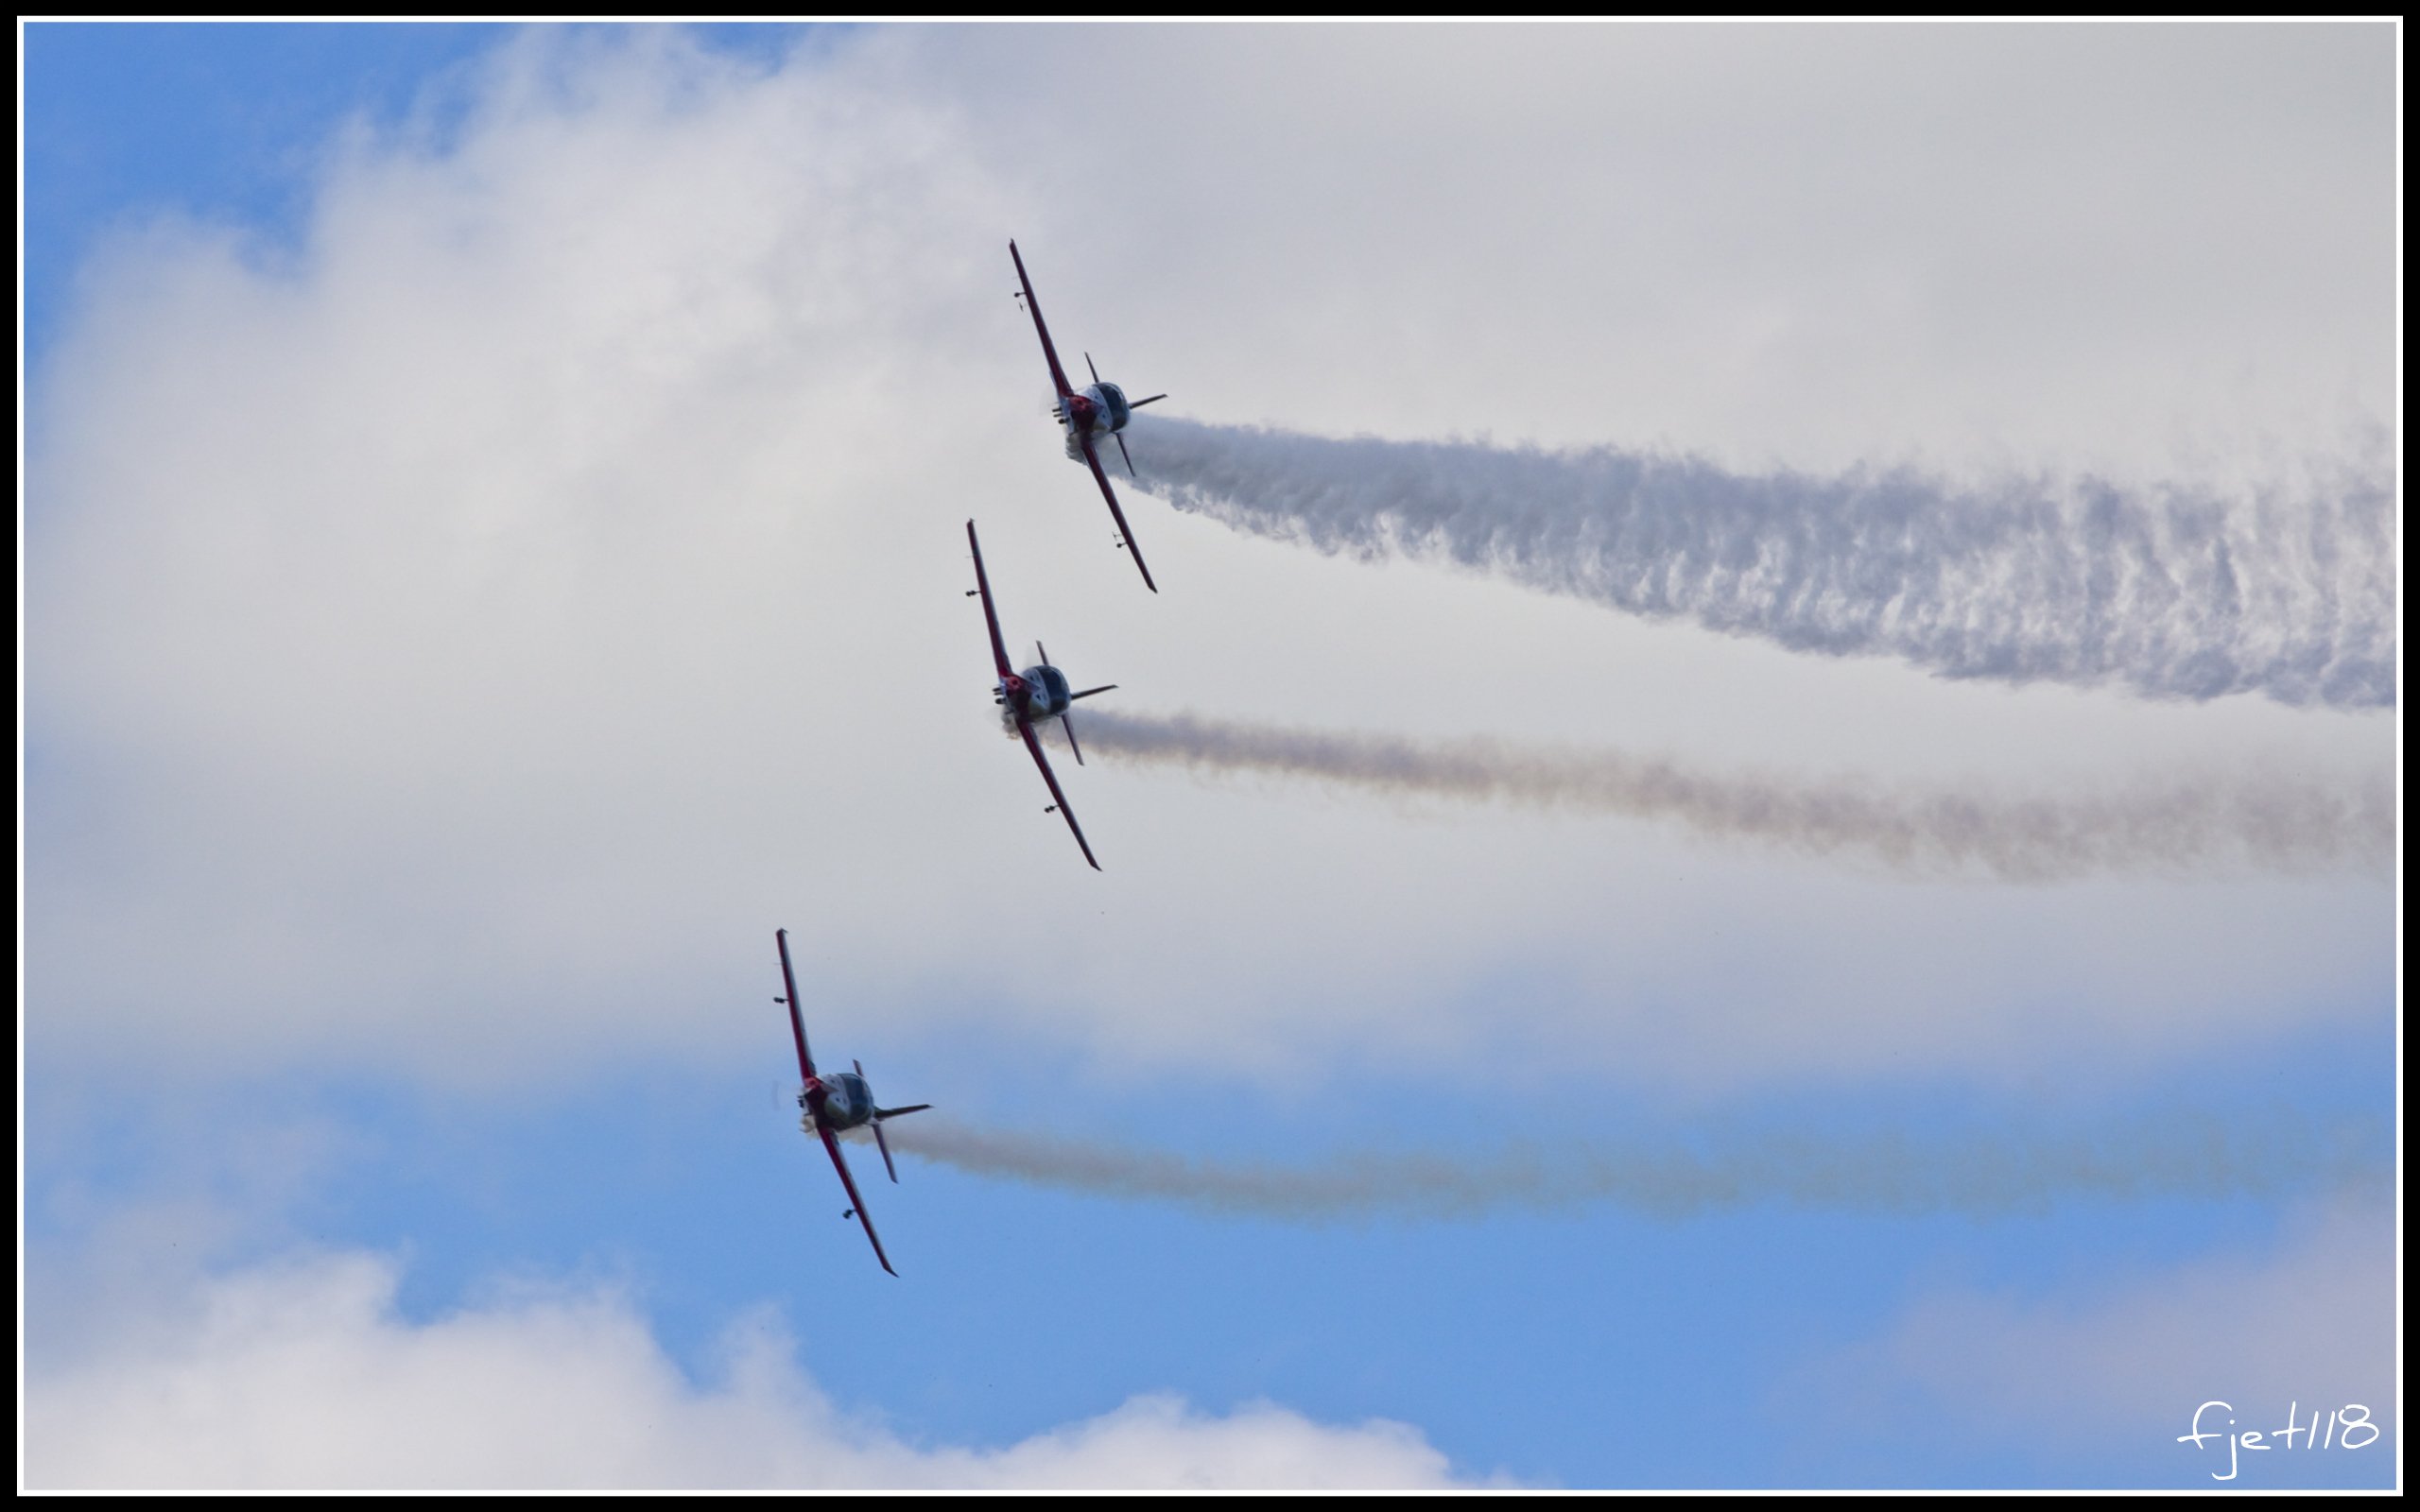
858, 1111, 2382, 1222
1067, 709, 2390, 883
1128, 418, 2397, 710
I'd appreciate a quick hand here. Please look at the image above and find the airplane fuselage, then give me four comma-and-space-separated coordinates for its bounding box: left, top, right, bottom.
1058, 382, 1132, 457
800, 1070, 878, 1132
996, 663, 1073, 723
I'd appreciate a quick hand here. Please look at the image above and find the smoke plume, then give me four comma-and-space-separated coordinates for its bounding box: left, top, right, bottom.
1067, 709, 2390, 882
1128, 418, 2396, 710
858, 1111, 2382, 1222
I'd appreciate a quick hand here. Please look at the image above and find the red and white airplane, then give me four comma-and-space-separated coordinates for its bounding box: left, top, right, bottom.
1010, 239, 1167, 593
965, 519, 1116, 870
773, 927, 929, 1276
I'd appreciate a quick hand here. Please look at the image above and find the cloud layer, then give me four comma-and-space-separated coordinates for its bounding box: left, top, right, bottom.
25, 1247, 1474, 1489
22, 26, 2398, 1495
26, 27, 2394, 1092
1813, 1200, 2396, 1486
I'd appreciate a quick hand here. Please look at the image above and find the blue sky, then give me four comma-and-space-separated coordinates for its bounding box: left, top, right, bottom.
21, 22, 2399, 1490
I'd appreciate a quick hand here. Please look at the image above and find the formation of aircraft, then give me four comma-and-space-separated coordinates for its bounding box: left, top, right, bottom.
1011, 239, 1167, 593
964, 518, 1117, 871
773, 927, 930, 1276
777, 240, 1171, 1273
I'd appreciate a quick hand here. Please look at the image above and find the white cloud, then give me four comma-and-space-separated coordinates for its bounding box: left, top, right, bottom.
1807, 1200, 2397, 1481
23, 1246, 1478, 1489
26, 26, 2394, 1092
901, 23, 2394, 476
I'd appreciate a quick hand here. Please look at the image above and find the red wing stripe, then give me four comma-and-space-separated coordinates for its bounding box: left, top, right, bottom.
775, 928, 814, 1080
1018, 717, 1100, 870
1082, 438, 1158, 594
1010, 240, 1075, 401
821, 1126, 896, 1277
966, 521, 1013, 679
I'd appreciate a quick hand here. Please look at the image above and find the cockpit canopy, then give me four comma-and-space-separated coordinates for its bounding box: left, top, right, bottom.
1097, 382, 1131, 431
827, 1072, 873, 1126
1024, 663, 1072, 715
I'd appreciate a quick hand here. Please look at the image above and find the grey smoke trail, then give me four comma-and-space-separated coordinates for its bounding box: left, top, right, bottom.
859, 1112, 2382, 1222
1129, 417, 2397, 710
1069, 708, 2390, 882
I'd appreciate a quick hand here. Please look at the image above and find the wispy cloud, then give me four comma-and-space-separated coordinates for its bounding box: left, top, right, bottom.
1804, 1199, 2395, 1486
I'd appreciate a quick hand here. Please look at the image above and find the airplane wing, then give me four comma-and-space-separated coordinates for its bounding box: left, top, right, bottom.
774, 928, 815, 1080
1080, 435, 1159, 594
965, 520, 1013, 679
1009, 240, 1075, 401
1018, 716, 1100, 870
819, 1125, 896, 1276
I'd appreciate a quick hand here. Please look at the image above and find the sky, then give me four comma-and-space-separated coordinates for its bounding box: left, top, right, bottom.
19, 21, 2402, 1490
